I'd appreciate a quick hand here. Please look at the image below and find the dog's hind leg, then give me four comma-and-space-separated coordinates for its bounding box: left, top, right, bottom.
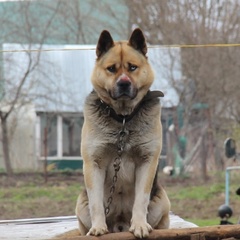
147, 187, 170, 230
77, 216, 88, 236
155, 212, 170, 229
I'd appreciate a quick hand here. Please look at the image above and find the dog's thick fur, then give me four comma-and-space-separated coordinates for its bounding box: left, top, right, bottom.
75, 29, 170, 238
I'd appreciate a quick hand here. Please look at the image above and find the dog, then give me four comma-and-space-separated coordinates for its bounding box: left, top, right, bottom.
75, 28, 170, 238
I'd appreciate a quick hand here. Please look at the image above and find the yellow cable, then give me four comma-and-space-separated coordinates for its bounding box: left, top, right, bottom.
1, 43, 240, 53
149, 43, 240, 49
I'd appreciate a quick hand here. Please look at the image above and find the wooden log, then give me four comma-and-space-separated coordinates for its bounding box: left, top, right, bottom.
56, 225, 240, 240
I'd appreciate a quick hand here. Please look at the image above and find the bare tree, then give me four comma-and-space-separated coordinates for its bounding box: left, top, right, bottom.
39, 0, 128, 44
126, 0, 240, 174
0, 1, 60, 176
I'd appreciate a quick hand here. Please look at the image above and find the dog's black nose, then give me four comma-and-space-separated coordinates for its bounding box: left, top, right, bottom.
114, 75, 134, 99
117, 79, 131, 90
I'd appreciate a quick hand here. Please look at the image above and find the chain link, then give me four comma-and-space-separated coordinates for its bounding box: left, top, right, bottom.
105, 118, 126, 216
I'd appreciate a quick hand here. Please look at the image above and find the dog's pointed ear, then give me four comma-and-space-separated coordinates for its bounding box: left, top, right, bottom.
96, 30, 114, 58
128, 28, 147, 55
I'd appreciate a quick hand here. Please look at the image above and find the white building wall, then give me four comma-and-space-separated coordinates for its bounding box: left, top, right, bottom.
0, 104, 38, 170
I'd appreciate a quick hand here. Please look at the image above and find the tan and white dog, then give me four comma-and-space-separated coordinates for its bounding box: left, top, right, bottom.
75, 28, 170, 238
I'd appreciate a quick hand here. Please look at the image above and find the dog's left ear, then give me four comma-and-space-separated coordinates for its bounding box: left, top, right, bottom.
96, 30, 114, 58
128, 28, 147, 55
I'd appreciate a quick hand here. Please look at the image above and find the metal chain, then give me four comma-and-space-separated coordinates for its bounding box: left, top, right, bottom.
105, 118, 126, 216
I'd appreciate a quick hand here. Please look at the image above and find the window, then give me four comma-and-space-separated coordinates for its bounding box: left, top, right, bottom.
62, 116, 83, 156
38, 113, 84, 158
40, 114, 57, 157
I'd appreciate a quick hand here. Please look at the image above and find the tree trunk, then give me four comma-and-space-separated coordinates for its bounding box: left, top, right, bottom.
1, 116, 13, 176
44, 127, 48, 183
200, 133, 208, 181
57, 224, 240, 240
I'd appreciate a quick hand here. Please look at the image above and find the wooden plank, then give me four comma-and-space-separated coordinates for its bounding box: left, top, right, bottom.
0, 217, 78, 240
55, 225, 240, 240
0, 215, 77, 225
0, 213, 197, 240
2, 214, 239, 240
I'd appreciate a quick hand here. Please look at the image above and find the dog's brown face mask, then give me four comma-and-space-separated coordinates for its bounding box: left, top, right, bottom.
91, 29, 154, 115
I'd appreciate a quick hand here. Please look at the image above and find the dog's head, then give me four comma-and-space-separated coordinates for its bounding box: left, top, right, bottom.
91, 29, 154, 115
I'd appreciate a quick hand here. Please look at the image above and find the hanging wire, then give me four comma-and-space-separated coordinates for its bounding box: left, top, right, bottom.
1, 43, 240, 53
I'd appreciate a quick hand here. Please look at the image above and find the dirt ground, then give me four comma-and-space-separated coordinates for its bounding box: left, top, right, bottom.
0, 172, 239, 225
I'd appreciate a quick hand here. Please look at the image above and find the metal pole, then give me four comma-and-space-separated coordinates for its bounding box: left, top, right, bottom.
225, 166, 240, 206
225, 169, 229, 205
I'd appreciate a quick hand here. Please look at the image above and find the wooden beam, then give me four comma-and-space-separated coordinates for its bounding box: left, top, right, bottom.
55, 225, 240, 240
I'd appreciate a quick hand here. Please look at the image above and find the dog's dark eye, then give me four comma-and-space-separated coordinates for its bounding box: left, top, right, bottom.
107, 65, 116, 73
128, 64, 138, 72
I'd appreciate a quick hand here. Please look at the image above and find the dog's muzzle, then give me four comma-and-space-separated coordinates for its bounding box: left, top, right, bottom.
111, 74, 137, 99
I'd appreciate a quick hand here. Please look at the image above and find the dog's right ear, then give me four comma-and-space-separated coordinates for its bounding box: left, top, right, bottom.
96, 30, 114, 58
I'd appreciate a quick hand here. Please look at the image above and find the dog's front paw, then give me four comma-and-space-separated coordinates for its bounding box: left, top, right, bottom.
129, 221, 152, 238
87, 224, 109, 236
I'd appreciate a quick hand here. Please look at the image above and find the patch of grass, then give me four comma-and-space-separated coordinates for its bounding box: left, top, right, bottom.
0, 177, 82, 220
186, 217, 239, 227
165, 173, 240, 224
186, 218, 220, 226
168, 183, 225, 201
0, 168, 6, 173
0, 171, 239, 224
1, 184, 81, 202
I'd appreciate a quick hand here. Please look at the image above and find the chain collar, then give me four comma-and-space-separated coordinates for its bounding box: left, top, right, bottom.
96, 90, 164, 123
105, 118, 127, 216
